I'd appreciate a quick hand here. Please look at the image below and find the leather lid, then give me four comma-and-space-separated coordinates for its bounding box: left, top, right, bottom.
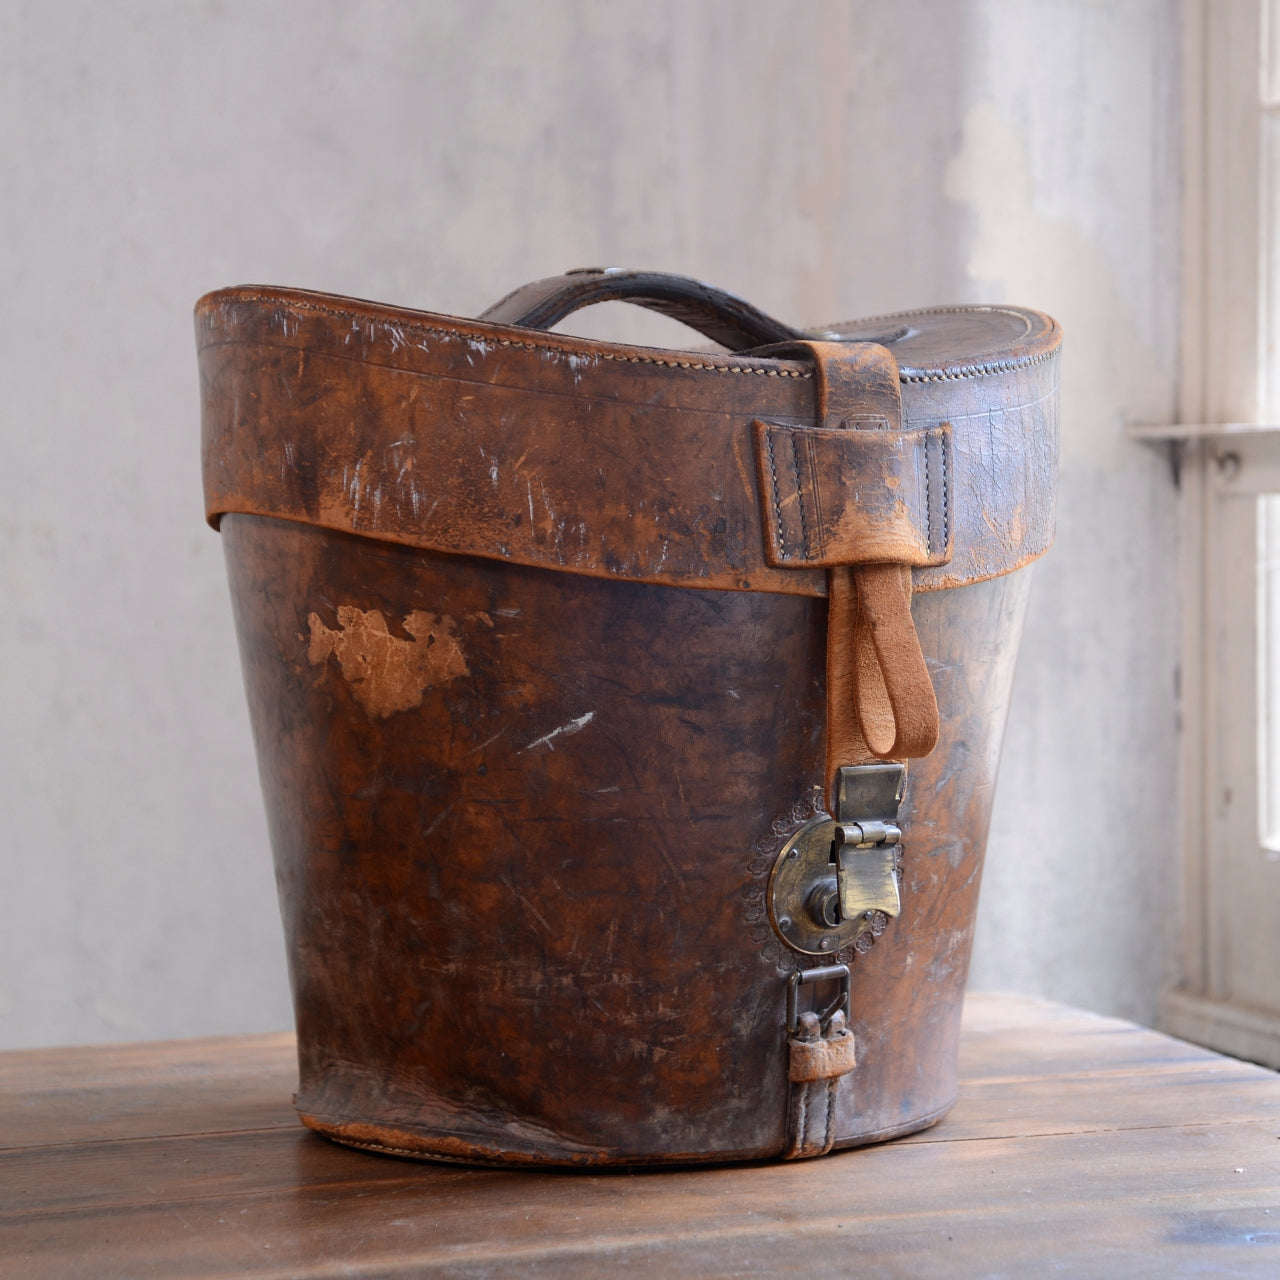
197, 287, 1059, 597
821, 305, 1061, 381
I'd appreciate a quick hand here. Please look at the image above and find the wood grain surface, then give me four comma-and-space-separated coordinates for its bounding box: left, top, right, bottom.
2, 993, 1278, 1278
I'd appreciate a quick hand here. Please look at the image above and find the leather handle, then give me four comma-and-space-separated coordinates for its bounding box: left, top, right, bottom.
479, 268, 805, 352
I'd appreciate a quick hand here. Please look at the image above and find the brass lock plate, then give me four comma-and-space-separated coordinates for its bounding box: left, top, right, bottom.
769, 816, 864, 956
768, 764, 905, 957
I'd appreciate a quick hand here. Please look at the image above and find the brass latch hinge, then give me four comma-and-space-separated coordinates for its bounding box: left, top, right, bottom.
834, 763, 903, 926
769, 764, 905, 956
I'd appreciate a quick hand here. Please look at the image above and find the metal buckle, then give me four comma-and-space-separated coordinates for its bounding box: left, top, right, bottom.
786, 964, 851, 1035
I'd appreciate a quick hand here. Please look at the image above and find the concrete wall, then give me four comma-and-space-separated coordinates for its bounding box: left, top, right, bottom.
0, 0, 1181, 1048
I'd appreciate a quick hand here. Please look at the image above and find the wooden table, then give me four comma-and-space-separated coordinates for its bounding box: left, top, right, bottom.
2, 992, 1278, 1277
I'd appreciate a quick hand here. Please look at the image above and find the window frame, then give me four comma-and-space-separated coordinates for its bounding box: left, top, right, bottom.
1150, 0, 1280, 1065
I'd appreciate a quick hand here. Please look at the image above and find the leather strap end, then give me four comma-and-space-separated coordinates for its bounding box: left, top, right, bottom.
854, 564, 939, 759
825, 566, 867, 804
825, 562, 939, 805
788, 1028, 857, 1083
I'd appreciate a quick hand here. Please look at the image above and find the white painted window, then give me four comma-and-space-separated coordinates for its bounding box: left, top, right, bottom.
1147, 0, 1280, 1065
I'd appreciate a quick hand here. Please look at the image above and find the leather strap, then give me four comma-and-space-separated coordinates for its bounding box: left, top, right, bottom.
825, 563, 939, 793
852, 563, 939, 759
755, 342, 941, 788
755, 421, 951, 568
752, 338, 951, 572
783, 1010, 857, 1159
479, 268, 804, 351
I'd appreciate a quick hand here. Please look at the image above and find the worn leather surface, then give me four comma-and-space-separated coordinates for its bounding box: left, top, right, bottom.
201, 275, 1055, 1166
788, 1012, 857, 1083
198, 288, 1059, 596
853, 564, 940, 761
220, 516, 1031, 1165
752, 340, 951, 571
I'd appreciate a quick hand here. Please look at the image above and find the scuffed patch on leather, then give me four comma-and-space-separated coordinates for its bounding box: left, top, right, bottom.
307, 605, 468, 718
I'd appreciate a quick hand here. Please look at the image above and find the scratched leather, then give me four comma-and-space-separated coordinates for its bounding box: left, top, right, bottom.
756, 421, 953, 567
789, 1026, 858, 1083
201, 276, 1058, 1166
197, 287, 1059, 595
218, 517, 1034, 1163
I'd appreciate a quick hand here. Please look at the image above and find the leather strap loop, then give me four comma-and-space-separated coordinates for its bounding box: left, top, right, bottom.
853, 563, 939, 760
754, 340, 904, 427
783, 1009, 857, 1160
480, 268, 804, 352
755, 420, 953, 568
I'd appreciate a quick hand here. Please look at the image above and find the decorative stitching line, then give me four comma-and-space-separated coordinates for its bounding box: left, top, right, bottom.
804, 429, 826, 562
824, 1077, 837, 1154
898, 347, 1059, 382
924, 432, 933, 557
201, 294, 1058, 383
327, 1135, 573, 1167
941, 434, 950, 551
764, 429, 787, 558
198, 293, 814, 379
788, 431, 811, 559
331, 1136, 433, 1158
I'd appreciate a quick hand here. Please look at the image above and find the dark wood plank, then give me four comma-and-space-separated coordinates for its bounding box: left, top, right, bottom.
0, 1033, 296, 1150
2, 1124, 1278, 1278
931, 993, 1280, 1141
2, 994, 1278, 1278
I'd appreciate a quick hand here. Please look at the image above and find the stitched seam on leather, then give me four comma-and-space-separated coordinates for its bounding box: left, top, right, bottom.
326, 1136, 590, 1168
764, 429, 787, 558
795, 1080, 809, 1153
941, 434, 951, 551
788, 431, 811, 559
898, 347, 1059, 381
924, 434, 934, 558
803, 433, 827, 562
331, 1136, 437, 1158
824, 1078, 837, 1153
201, 296, 814, 379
